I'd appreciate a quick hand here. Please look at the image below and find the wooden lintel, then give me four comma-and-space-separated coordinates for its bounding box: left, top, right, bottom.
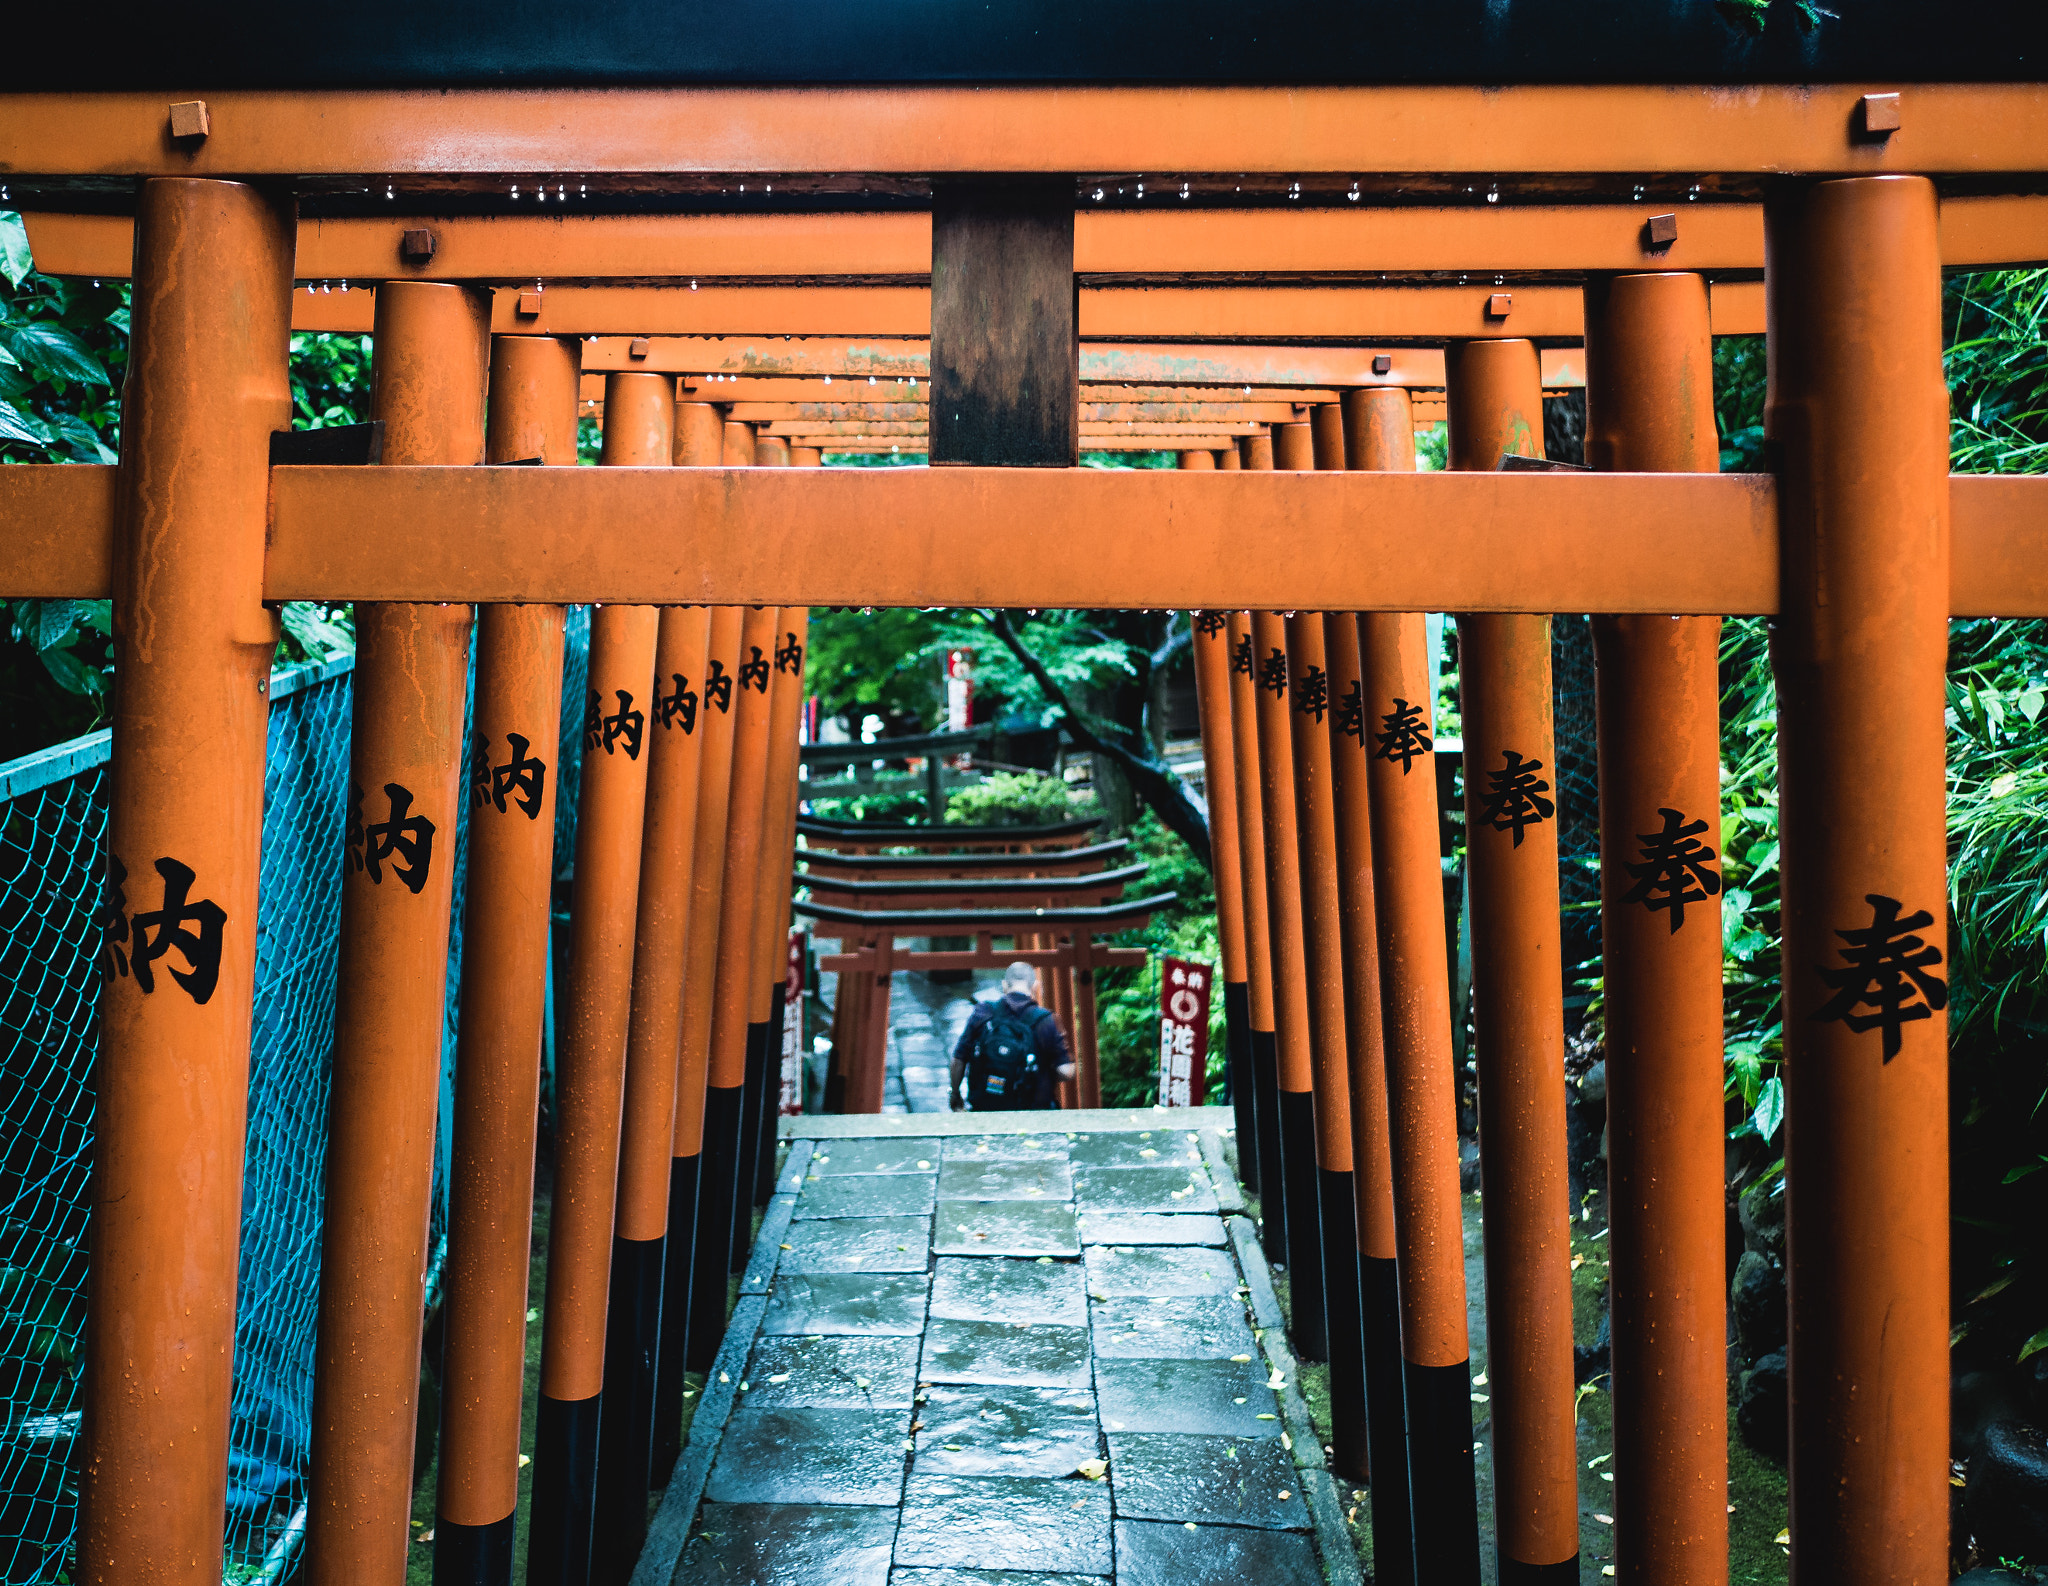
6, 87, 2047, 182
6, 465, 2042, 618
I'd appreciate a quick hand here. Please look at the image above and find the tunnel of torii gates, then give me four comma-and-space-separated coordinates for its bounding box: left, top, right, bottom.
9, 21, 2048, 1586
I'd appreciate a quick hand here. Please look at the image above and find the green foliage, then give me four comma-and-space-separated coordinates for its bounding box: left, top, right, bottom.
1715, 0, 1835, 35
288, 330, 372, 429
944, 769, 1077, 827
1949, 269, 2048, 473
805, 608, 950, 726
1716, 335, 1768, 472
1414, 421, 1447, 472
804, 782, 932, 825
1092, 810, 1228, 1108
0, 213, 124, 465
0, 226, 361, 756
1717, 616, 1784, 1114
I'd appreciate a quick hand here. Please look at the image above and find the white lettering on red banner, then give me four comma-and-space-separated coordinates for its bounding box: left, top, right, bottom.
1157, 956, 1212, 1108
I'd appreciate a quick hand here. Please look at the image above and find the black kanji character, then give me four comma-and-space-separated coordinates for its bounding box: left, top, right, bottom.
704, 659, 734, 714
1293, 663, 1329, 723
1193, 611, 1227, 638
581, 686, 604, 753
775, 630, 805, 674
1333, 679, 1366, 744
1373, 698, 1434, 774
1257, 647, 1288, 698
599, 689, 645, 759
344, 781, 368, 876
469, 729, 492, 811
738, 645, 771, 694
102, 854, 130, 981
486, 733, 548, 820
1620, 807, 1721, 933
129, 857, 227, 1005
363, 783, 437, 894
1812, 893, 1948, 1061
656, 673, 699, 735
1477, 749, 1555, 847
1230, 633, 1254, 677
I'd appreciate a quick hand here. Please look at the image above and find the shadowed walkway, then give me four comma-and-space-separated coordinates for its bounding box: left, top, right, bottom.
633, 1109, 1363, 1586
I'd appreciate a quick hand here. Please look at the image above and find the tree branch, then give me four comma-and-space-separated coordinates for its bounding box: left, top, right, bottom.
1149, 614, 1191, 675
980, 609, 1212, 869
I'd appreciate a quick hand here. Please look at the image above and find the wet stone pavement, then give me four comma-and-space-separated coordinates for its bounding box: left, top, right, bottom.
646, 1110, 1359, 1586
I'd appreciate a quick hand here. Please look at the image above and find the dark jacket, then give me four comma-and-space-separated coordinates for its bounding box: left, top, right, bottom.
954, 990, 1074, 1107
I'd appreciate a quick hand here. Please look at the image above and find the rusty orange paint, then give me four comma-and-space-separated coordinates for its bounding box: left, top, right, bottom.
707, 604, 783, 1091
32, 197, 2045, 292
1347, 388, 1469, 1373
1582, 271, 1729, 1586
1284, 613, 1353, 1175
8, 463, 2045, 615
749, 609, 811, 1026
256, 463, 1778, 612
1321, 613, 1397, 1260
79, 176, 295, 1586
1767, 175, 1951, 1586
672, 605, 747, 1159
1272, 420, 1315, 470
616, 606, 712, 1241
587, 337, 1453, 391
435, 334, 578, 1537
11, 85, 2042, 181
1224, 612, 1277, 1038
1448, 337, 1579, 1575
536, 374, 670, 1408
1188, 611, 1247, 989
722, 419, 758, 466
675, 401, 725, 464
306, 279, 488, 1586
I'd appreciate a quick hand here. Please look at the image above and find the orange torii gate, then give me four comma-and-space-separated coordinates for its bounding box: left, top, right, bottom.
2, 41, 2044, 1586
798, 893, 1168, 1114
798, 858, 1152, 1108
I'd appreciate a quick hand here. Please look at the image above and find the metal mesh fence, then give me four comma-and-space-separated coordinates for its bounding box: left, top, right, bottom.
0, 608, 593, 1584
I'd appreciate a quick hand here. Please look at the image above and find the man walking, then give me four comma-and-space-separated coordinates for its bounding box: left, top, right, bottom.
950, 961, 1077, 1111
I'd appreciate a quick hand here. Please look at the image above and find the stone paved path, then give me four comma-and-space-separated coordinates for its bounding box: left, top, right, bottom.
878, 971, 993, 1114
640, 1110, 1361, 1586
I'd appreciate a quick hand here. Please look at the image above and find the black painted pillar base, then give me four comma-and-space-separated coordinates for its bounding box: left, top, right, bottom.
1403, 1356, 1482, 1584
689, 1085, 743, 1371
1224, 981, 1258, 1193
1252, 1030, 1286, 1264
434, 1512, 515, 1586
526, 1392, 601, 1586
1318, 1166, 1368, 1482
1359, 1254, 1415, 1586
1279, 1088, 1326, 1361
756, 992, 786, 1205
593, 1232, 664, 1583
732, 1022, 770, 1269
651, 1153, 700, 1484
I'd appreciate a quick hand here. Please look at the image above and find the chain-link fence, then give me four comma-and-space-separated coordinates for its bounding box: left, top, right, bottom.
0, 610, 592, 1585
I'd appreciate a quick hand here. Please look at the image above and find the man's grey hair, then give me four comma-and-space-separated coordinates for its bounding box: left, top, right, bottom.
1002, 961, 1037, 991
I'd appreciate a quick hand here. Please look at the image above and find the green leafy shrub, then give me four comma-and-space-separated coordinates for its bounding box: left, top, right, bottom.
945, 770, 1078, 827
1092, 811, 1229, 1108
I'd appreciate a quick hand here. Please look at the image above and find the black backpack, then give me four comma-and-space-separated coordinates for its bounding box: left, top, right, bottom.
968, 1000, 1051, 1111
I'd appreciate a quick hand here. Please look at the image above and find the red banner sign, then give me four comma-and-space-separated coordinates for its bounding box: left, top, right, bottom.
1157, 956, 1212, 1107
780, 928, 806, 1116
